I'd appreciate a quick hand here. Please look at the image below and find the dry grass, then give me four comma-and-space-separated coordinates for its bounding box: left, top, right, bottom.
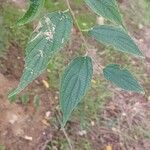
88, 91, 150, 150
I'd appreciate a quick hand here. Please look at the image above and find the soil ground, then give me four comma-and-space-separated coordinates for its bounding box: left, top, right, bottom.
0, 43, 54, 150
0, 0, 150, 150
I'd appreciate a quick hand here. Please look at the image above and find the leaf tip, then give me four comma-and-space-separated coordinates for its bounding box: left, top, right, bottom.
63, 9, 70, 13
138, 85, 145, 94
138, 52, 145, 59
8, 87, 21, 100
8, 90, 17, 100
16, 19, 25, 26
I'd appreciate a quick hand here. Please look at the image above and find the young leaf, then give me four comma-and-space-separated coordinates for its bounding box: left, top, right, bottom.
20, 93, 30, 105
8, 11, 73, 98
33, 95, 41, 109
88, 25, 143, 57
17, 0, 45, 26
60, 56, 93, 126
103, 64, 144, 93
84, 0, 123, 25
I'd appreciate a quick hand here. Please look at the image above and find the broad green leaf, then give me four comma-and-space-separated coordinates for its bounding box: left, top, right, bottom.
103, 64, 144, 93
8, 11, 73, 98
88, 25, 143, 57
84, 0, 123, 25
17, 0, 45, 26
60, 56, 93, 126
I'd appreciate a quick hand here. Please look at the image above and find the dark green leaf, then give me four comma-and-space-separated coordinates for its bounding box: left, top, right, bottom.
17, 0, 45, 26
60, 56, 93, 126
84, 0, 123, 25
8, 11, 73, 98
88, 25, 143, 57
103, 64, 144, 93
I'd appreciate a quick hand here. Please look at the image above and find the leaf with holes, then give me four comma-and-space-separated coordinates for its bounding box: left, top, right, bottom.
17, 0, 45, 26
8, 11, 73, 98
103, 64, 144, 93
60, 56, 93, 126
88, 25, 143, 57
84, 0, 123, 25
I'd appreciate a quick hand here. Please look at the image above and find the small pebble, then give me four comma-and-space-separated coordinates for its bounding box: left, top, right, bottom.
91, 121, 95, 126
45, 111, 51, 118
78, 130, 87, 136
9, 114, 18, 124
24, 135, 33, 141
138, 24, 143, 29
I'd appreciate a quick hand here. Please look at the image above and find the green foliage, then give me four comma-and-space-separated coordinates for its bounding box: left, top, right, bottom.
9, 0, 145, 126
75, 78, 111, 128
20, 93, 30, 105
0, 144, 5, 150
0, 3, 32, 53
84, 0, 123, 25
17, 0, 45, 26
76, 13, 96, 30
33, 95, 41, 108
44, 0, 66, 11
0, 16, 7, 54
103, 64, 144, 93
8, 88, 17, 102
60, 56, 93, 126
125, 0, 150, 26
9, 11, 73, 98
88, 25, 143, 57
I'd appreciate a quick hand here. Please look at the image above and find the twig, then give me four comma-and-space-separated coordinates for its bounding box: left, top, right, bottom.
65, 0, 104, 72
61, 127, 74, 150
65, 0, 89, 52
56, 114, 74, 150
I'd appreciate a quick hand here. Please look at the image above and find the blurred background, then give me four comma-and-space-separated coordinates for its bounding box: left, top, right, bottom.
0, 0, 150, 150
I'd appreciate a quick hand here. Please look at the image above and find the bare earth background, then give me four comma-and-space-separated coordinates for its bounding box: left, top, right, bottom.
0, 0, 150, 150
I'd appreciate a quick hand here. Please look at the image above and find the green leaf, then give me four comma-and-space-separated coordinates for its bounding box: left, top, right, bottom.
88, 25, 143, 57
8, 11, 73, 98
103, 64, 144, 93
17, 0, 45, 26
84, 0, 123, 25
20, 93, 30, 105
60, 56, 93, 126
33, 95, 41, 109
